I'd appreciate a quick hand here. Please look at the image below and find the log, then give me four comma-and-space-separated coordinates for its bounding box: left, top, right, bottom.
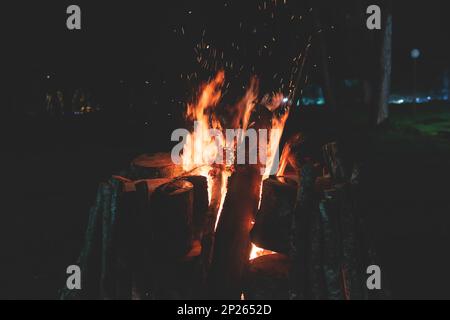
333, 184, 367, 300
243, 254, 291, 300
183, 176, 209, 241
322, 142, 348, 183
130, 153, 183, 180
130, 179, 196, 299
308, 202, 327, 300
130, 179, 171, 300
288, 161, 319, 300
150, 179, 195, 259
198, 166, 228, 297
250, 176, 297, 254
60, 182, 106, 300
209, 165, 263, 300
318, 195, 346, 300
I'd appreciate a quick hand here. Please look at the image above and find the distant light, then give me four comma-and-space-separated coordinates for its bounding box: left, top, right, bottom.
46, 75, 51, 79
411, 49, 421, 59
391, 98, 405, 105
282, 97, 289, 103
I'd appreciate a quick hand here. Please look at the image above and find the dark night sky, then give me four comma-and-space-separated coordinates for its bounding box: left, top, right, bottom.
1, 0, 449, 108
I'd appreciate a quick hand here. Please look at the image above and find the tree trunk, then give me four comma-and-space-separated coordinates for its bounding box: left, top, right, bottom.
371, 0, 393, 126
312, 2, 337, 113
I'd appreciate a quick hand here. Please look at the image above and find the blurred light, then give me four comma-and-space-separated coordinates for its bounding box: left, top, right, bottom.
411, 49, 421, 59
282, 97, 289, 103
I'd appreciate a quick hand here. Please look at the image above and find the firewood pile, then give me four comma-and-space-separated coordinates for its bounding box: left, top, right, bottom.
60, 141, 386, 300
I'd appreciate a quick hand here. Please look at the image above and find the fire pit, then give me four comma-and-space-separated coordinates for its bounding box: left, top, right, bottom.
61, 72, 384, 301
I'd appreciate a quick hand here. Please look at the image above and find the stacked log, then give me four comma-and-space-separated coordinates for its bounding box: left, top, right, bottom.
199, 166, 227, 294
243, 254, 291, 300
151, 180, 194, 258
322, 142, 348, 183
250, 176, 297, 254
288, 161, 320, 300
63, 143, 385, 300
209, 165, 263, 300
130, 153, 183, 180
183, 176, 209, 241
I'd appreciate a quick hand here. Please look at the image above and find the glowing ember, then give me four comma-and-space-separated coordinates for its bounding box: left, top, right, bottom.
249, 243, 276, 260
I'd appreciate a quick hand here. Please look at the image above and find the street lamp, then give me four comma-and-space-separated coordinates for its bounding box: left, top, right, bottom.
411, 49, 420, 113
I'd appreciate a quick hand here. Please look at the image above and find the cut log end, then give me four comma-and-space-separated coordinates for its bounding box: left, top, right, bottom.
131, 153, 183, 179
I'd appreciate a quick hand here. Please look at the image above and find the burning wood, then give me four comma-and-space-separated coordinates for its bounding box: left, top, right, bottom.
209, 165, 263, 299
65, 70, 382, 301
251, 176, 298, 255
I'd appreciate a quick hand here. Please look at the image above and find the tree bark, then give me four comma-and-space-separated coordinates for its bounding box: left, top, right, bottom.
370, 0, 393, 126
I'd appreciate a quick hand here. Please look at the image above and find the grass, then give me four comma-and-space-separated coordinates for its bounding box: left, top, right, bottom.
388, 102, 450, 150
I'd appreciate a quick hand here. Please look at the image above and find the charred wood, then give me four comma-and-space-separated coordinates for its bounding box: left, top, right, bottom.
251, 176, 297, 254
209, 165, 262, 300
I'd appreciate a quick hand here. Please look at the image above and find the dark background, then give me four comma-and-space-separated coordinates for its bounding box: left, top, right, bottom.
0, 0, 449, 299
2, 0, 449, 112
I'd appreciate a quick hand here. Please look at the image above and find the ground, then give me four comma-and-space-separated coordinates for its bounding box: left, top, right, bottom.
366, 103, 450, 299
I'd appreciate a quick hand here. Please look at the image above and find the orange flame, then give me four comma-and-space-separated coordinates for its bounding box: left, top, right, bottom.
262, 103, 290, 180
181, 71, 291, 244
254, 94, 290, 260
276, 143, 292, 177
182, 71, 225, 204
276, 132, 302, 177
181, 71, 262, 231
249, 243, 276, 260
